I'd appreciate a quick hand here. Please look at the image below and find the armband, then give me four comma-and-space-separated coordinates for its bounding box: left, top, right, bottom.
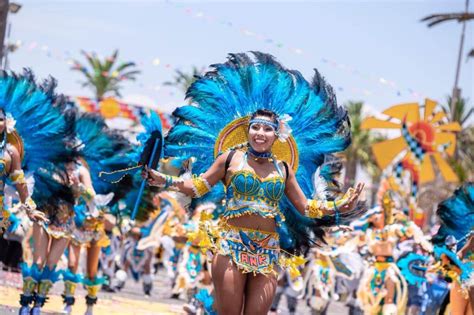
10, 170, 26, 185
305, 200, 325, 218
305, 196, 349, 219
79, 184, 95, 202
25, 197, 37, 210
161, 174, 184, 189
191, 175, 212, 198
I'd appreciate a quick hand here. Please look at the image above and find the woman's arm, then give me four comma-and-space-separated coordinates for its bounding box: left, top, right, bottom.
8, 145, 48, 222
79, 165, 96, 201
143, 151, 230, 198
8, 145, 28, 204
284, 164, 364, 218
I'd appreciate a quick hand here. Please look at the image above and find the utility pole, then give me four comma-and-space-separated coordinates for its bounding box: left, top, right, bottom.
0, 0, 9, 69
450, 0, 471, 121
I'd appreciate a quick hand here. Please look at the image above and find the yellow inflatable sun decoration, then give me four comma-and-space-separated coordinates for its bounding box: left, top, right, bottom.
361, 99, 461, 184
361, 99, 461, 226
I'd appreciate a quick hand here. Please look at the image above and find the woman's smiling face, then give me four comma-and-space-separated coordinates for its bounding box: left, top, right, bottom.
248, 116, 277, 153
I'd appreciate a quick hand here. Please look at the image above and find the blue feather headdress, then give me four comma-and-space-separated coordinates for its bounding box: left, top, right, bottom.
68, 110, 135, 205
165, 52, 358, 251
0, 69, 71, 170
0, 69, 74, 207
433, 182, 474, 249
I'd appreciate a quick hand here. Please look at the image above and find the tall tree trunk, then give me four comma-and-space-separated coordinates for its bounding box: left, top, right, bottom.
370, 175, 381, 207
450, 0, 470, 118
344, 158, 357, 190
0, 0, 9, 69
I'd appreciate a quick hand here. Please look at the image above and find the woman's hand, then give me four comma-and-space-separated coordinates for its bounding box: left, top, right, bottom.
141, 166, 166, 187
27, 210, 49, 224
339, 182, 365, 212
328, 225, 353, 234
19, 203, 49, 224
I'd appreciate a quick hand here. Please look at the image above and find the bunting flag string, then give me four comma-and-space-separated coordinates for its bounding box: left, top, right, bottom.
10, 32, 425, 100
167, 1, 427, 99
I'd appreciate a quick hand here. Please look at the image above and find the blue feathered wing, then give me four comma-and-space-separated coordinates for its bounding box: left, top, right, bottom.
0, 70, 73, 207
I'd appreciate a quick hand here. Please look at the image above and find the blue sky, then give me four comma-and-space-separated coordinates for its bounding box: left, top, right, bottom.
7, 0, 473, 114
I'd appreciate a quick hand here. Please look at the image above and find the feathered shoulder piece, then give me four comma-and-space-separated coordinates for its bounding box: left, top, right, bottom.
433, 182, 474, 249
0, 69, 71, 170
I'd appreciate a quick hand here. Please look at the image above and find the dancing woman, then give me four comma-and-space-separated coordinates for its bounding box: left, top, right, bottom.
0, 70, 75, 315
432, 183, 474, 315
62, 112, 133, 315
143, 52, 365, 315
355, 194, 409, 315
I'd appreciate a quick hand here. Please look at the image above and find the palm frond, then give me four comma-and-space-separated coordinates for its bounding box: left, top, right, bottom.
421, 12, 474, 27
115, 61, 137, 72
118, 70, 141, 78
103, 50, 119, 72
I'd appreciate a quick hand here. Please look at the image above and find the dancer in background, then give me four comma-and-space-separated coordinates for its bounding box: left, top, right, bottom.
355, 193, 409, 315
0, 70, 77, 315
431, 183, 474, 315
61, 111, 133, 315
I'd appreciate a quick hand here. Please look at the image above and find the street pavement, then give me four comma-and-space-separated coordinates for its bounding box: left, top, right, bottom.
0, 269, 349, 314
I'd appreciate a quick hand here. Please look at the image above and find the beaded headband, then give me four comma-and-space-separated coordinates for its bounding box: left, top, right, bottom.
248, 118, 279, 131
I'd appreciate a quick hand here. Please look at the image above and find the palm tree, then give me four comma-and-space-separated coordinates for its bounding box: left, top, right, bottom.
343, 101, 376, 190
457, 126, 474, 181
442, 96, 474, 127
71, 50, 140, 101
421, 0, 473, 117
365, 134, 387, 206
421, 12, 474, 26
163, 66, 203, 94
442, 96, 474, 181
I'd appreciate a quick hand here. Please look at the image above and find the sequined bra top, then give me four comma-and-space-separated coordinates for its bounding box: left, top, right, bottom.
224, 152, 286, 219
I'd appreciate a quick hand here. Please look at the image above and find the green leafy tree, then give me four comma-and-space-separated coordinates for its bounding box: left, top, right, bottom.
442, 96, 473, 126
441, 96, 474, 181
163, 66, 203, 94
421, 11, 474, 59
343, 101, 381, 193
72, 50, 140, 101
421, 3, 473, 118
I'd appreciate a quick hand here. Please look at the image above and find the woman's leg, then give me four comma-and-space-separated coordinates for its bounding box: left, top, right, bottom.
86, 242, 101, 280
211, 254, 247, 315
33, 237, 69, 310
63, 243, 82, 310
68, 243, 82, 273
142, 252, 153, 296
45, 237, 69, 268
243, 272, 278, 315
20, 223, 49, 310
85, 242, 103, 310
32, 223, 50, 268
450, 281, 471, 315
384, 277, 395, 304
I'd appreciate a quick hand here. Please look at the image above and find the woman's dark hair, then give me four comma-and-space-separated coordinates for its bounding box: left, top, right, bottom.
250, 109, 279, 124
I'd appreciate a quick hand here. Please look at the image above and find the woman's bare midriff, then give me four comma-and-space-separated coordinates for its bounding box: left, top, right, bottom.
226, 213, 277, 233
370, 241, 393, 257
